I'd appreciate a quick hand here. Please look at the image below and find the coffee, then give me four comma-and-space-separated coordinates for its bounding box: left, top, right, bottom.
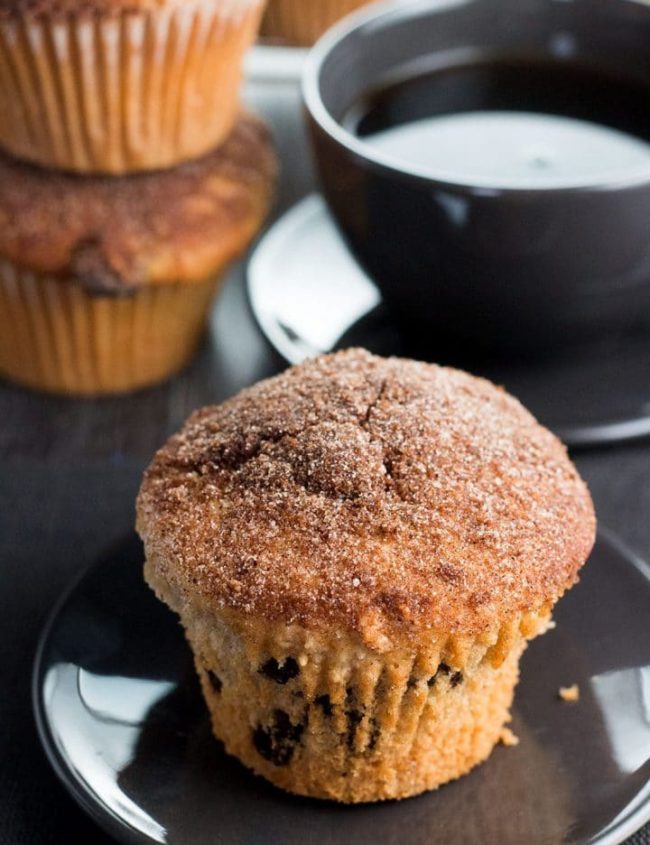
345, 58, 650, 188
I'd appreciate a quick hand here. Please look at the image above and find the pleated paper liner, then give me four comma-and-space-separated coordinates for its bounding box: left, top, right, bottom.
190, 614, 532, 802
144, 558, 551, 802
260, 0, 372, 47
0, 0, 264, 174
0, 264, 221, 395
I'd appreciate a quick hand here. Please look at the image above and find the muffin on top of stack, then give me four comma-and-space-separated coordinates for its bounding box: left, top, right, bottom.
0, 0, 276, 395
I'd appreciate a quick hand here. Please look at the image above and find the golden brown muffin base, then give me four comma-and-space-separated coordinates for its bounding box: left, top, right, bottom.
0, 0, 264, 174
0, 263, 220, 395
145, 557, 552, 803
199, 639, 523, 803
260, 0, 372, 46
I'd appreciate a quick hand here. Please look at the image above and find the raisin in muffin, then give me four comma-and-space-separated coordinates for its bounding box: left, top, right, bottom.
0, 0, 265, 173
136, 348, 595, 802
0, 112, 275, 395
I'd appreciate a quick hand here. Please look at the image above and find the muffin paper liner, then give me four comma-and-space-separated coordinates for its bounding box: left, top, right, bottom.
260, 0, 372, 46
144, 557, 551, 802
0, 262, 221, 395
0, 0, 264, 173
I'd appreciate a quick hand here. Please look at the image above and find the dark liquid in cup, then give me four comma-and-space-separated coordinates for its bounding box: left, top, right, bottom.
343, 58, 650, 186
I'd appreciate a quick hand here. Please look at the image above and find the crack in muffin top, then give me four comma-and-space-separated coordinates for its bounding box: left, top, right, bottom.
137, 349, 596, 646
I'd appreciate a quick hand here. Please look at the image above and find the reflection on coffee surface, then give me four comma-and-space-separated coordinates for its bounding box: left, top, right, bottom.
345, 58, 650, 187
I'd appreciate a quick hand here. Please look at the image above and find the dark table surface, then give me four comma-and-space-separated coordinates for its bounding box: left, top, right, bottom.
1, 75, 649, 845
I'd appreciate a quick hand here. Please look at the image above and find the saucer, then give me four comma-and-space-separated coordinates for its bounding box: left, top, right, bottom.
33, 532, 650, 845
247, 196, 650, 448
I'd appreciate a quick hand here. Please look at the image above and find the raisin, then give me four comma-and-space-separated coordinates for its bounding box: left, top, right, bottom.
367, 718, 380, 751
345, 687, 364, 750
207, 670, 222, 693
427, 662, 451, 687
259, 657, 300, 684
345, 708, 364, 750
253, 709, 304, 766
314, 694, 333, 716
450, 671, 464, 687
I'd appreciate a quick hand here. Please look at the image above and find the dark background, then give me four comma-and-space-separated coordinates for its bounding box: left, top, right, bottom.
1, 81, 649, 845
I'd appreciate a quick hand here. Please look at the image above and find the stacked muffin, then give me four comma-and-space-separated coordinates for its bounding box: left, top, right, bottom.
0, 0, 275, 395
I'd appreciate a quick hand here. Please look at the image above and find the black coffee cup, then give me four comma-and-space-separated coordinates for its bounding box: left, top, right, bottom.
303, 0, 650, 356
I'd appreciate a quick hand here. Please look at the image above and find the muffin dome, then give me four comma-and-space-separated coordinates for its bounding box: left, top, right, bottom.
0, 112, 275, 293
137, 348, 595, 649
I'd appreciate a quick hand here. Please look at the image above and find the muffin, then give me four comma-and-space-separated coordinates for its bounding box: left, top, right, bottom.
0, 112, 275, 395
136, 348, 595, 802
0, 0, 265, 173
260, 0, 373, 46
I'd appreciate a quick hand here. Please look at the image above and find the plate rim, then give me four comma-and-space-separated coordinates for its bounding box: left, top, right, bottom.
247, 195, 335, 364
32, 528, 650, 845
245, 194, 650, 449
32, 540, 153, 845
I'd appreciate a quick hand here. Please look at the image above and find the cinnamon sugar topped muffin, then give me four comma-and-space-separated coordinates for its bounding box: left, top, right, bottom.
0, 112, 275, 293
137, 348, 595, 802
0, 112, 275, 395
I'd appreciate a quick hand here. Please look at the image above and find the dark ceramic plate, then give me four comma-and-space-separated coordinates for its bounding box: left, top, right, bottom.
33, 531, 650, 845
247, 196, 650, 448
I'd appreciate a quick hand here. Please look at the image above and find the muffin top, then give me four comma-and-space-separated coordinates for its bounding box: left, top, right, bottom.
0, 112, 275, 293
137, 349, 595, 646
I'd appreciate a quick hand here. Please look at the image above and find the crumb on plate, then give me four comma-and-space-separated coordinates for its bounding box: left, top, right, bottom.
558, 684, 580, 703
499, 726, 520, 747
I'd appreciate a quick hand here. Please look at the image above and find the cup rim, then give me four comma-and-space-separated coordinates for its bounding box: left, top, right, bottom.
302, 0, 650, 195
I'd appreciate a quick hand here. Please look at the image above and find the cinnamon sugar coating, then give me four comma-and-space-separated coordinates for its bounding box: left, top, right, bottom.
0, 112, 275, 292
137, 349, 595, 646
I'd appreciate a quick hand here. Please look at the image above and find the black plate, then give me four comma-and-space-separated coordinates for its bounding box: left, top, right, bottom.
33, 531, 650, 845
247, 196, 650, 448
